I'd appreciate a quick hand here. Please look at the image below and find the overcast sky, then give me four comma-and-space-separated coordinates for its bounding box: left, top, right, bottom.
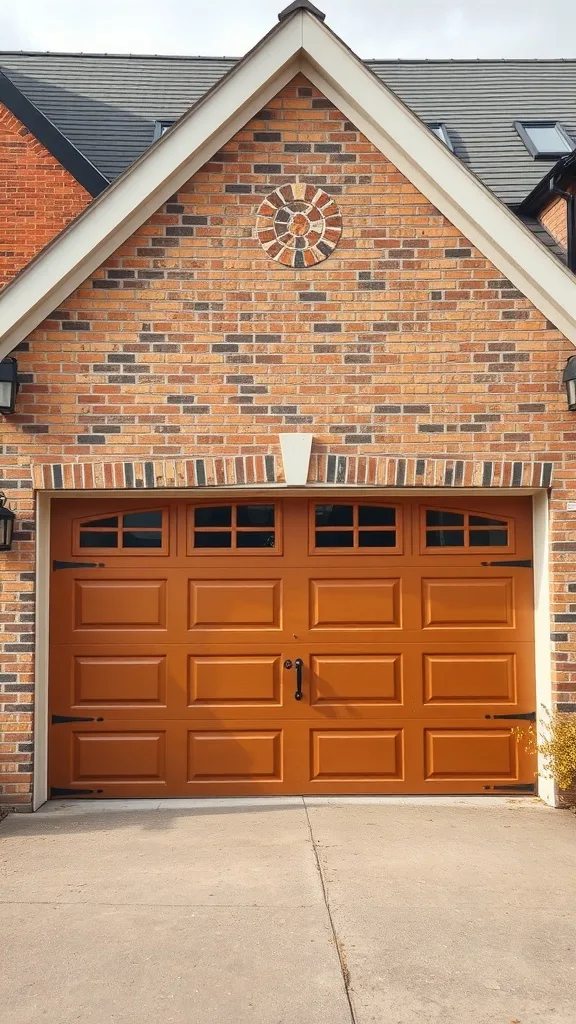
0, 0, 573, 58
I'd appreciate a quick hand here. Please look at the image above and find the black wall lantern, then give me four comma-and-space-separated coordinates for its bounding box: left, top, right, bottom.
563, 355, 576, 411
0, 494, 15, 551
0, 358, 19, 415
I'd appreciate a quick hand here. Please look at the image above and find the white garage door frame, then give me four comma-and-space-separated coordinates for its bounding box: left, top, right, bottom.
33, 487, 554, 809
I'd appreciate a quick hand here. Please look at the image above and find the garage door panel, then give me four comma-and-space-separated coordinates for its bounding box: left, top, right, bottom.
408, 642, 534, 718
310, 654, 403, 706
72, 654, 168, 707
49, 720, 183, 796
72, 730, 167, 782
310, 728, 404, 781
423, 653, 516, 705
187, 728, 282, 782
189, 578, 282, 630
49, 646, 179, 717
188, 655, 282, 707
422, 577, 514, 628
309, 578, 401, 630
73, 579, 168, 631
424, 727, 518, 781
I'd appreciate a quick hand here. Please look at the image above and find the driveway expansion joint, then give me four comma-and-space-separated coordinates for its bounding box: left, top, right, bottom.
304, 801, 358, 1024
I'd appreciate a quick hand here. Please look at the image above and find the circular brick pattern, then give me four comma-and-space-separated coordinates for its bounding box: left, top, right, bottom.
256, 183, 342, 267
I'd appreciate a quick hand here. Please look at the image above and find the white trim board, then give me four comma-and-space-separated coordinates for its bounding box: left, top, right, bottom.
1, 8, 576, 354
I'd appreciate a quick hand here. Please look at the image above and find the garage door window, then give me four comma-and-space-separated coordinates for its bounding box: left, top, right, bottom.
190, 504, 278, 552
77, 509, 166, 552
424, 509, 511, 550
312, 503, 399, 552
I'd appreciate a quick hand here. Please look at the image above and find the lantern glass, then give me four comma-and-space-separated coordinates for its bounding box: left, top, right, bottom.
0, 504, 15, 550
0, 381, 12, 410
563, 356, 576, 412
0, 359, 18, 415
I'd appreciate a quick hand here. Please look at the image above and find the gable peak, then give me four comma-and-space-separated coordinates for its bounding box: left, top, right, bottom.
278, 0, 326, 22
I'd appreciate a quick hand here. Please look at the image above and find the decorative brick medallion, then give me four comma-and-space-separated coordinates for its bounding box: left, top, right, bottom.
256, 183, 342, 267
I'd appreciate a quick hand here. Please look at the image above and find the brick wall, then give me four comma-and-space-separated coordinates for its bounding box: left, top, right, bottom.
0, 101, 91, 287
539, 193, 568, 250
1, 74, 576, 806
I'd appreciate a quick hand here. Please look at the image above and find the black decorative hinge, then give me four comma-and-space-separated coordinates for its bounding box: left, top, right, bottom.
52, 560, 105, 571
483, 783, 535, 793
485, 711, 536, 722
50, 787, 104, 797
51, 714, 104, 725
481, 559, 532, 567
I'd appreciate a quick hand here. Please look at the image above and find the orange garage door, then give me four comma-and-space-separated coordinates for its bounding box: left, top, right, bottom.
49, 495, 536, 797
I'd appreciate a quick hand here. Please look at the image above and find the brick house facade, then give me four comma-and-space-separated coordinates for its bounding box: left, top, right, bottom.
1, 5, 576, 807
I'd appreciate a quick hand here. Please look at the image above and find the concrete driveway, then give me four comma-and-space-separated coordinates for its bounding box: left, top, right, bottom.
1, 798, 575, 1023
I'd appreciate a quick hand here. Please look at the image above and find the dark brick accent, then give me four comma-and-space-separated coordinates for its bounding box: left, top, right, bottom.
311, 98, 336, 108
482, 463, 494, 486
359, 279, 386, 290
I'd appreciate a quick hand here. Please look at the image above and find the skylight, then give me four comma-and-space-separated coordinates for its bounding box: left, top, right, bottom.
427, 123, 454, 151
515, 121, 574, 159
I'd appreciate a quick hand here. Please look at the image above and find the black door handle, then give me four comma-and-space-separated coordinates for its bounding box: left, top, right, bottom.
294, 658, 303, 701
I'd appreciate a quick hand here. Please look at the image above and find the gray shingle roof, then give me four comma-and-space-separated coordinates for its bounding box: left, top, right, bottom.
1, 52, 576, 206
370, 60, 576, 206
0, 53, 236, 182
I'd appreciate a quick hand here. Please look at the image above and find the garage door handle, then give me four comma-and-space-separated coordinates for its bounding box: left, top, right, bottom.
294, 658, 304, 701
